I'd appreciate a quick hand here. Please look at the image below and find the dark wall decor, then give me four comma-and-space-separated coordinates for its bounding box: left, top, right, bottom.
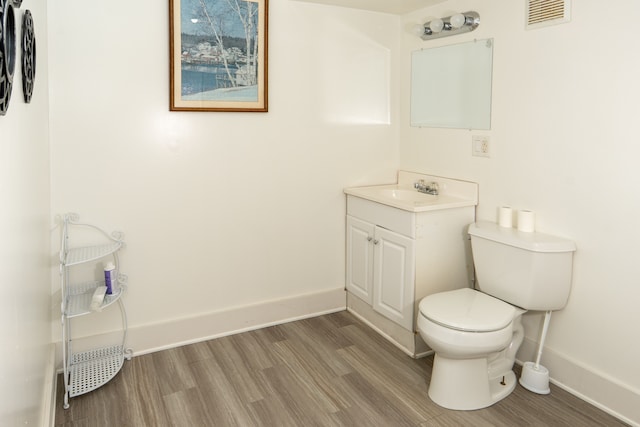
21, 9, 34, 103
0, 0, 16, 115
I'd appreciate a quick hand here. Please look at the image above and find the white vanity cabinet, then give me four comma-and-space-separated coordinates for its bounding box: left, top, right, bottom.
347, 212, 416, 330
345, 171, 478, 357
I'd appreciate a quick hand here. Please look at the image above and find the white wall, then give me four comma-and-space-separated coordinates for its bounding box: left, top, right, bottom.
48, 1, 400, 350
0, 1, 51, 425
401, 0, 639, 423
45, 0, 639, 423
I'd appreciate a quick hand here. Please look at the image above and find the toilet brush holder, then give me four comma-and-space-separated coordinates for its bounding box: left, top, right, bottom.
519, 361, 551, 394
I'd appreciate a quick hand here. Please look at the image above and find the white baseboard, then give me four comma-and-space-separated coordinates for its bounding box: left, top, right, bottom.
131, 287, 347, 356
517, 337, 639, 426
55, 287, 346, 362
41, 343, 56, 427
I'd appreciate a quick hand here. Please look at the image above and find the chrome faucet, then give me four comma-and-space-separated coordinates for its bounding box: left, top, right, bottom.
414, 179, 439, 195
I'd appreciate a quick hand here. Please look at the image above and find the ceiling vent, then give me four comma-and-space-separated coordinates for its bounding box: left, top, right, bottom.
526, 0, 571, 30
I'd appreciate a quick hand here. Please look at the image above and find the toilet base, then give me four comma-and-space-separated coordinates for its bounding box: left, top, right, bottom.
428, 354, 517, 410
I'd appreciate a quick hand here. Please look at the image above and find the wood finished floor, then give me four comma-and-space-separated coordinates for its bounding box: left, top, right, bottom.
55, 311, 628, 426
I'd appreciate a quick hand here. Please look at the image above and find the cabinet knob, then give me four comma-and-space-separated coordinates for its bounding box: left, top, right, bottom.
367, 237, 373, 242
373, 239, 379, 245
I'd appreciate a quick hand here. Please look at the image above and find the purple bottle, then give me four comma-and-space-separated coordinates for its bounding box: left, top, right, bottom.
104, 262, 117, 295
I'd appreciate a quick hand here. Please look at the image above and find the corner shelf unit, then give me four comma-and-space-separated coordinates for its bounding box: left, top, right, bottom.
60, 213, 132, 409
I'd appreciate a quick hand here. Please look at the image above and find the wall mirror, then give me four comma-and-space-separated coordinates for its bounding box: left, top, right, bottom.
411, 38, 493, 130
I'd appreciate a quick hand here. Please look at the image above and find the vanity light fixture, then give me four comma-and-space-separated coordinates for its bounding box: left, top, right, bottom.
414, 11, 480, 41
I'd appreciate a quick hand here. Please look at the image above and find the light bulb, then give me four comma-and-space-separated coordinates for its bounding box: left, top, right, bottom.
450, 13, 466, 29
412, 23, 426, 36
430, 18, 444, 33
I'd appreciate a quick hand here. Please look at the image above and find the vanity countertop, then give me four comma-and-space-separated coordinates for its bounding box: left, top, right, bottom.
344, 171, 478, 213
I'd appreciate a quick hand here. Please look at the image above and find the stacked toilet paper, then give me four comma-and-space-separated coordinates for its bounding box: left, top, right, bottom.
517, 210, 536, 232
498, 206, 513, 228
498, 206, 536, 232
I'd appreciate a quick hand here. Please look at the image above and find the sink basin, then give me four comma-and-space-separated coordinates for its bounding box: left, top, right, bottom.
377, 188, 436, 202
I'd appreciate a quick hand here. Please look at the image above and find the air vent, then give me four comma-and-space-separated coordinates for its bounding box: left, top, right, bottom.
526, 0, 570, 29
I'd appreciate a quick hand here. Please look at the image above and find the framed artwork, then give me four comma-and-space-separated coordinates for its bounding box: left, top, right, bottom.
169, 0, 268, 112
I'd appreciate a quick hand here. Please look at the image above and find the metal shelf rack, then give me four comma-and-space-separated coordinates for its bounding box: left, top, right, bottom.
60, 213, 132, 409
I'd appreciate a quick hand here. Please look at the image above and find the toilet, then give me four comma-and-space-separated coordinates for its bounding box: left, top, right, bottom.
417, 221, 576, 410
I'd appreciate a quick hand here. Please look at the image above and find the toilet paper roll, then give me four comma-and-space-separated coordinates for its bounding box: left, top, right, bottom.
498, 206, 513, 228
517, 210, 536, 233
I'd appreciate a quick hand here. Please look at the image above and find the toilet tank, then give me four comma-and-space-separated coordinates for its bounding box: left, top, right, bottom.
468, 221, 576, 311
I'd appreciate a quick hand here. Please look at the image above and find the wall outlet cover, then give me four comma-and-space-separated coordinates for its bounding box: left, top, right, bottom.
472, 135, 490, 158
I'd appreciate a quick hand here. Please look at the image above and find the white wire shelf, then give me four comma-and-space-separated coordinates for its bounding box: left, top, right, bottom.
65, 281, 124, 318
64, 242, 123, 266
60, 214, 131, 410
68, 345, 125, 397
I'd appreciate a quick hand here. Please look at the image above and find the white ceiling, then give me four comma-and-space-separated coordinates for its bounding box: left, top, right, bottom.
290, 0, 445, 15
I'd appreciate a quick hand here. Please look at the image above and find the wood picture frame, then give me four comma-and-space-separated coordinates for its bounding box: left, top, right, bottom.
170, 0, 268, 112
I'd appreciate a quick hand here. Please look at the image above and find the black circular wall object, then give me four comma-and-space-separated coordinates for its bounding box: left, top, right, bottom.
21, 9, 34, 103
2, 1, 16, 82
0, 0, 16, 115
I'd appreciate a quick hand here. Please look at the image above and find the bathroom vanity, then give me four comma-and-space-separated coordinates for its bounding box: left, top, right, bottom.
344, 171, 478, 357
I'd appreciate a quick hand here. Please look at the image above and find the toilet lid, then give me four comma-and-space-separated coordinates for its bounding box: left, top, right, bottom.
419, 288, 517, 332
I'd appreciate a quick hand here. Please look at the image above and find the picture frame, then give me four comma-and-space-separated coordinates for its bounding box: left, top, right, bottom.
170, 0, 268, 112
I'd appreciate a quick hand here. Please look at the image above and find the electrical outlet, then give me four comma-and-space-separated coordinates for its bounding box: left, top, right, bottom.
472, 135, 490, 158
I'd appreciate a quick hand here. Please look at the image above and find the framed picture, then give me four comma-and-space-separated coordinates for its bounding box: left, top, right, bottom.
170, 0, 268, 112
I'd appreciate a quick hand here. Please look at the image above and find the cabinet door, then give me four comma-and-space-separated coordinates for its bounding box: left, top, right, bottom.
372, 226, 415, 331
346, 216, 374, 304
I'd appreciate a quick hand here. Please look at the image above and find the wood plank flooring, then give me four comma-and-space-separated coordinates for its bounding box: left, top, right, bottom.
55, 311, 628, 426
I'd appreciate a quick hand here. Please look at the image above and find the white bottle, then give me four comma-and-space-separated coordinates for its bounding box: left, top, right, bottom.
90, 286, 107, 311
104, 262, 118, 295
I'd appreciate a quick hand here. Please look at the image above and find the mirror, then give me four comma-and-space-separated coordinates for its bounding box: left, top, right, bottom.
411, 38, 493, 130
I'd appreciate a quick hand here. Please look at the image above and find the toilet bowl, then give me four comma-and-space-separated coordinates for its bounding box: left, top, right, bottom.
416, 221, 575, 410
418, 288, 525, 410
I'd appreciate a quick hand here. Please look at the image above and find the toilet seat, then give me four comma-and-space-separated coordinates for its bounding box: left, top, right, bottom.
419, 288, 517, 332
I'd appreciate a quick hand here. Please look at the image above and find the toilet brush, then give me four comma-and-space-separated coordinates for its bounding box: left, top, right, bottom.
519, 310, 552, 394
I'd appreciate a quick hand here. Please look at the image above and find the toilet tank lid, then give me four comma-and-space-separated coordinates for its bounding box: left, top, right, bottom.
468, 221, 576, 253
419, 288, 520, 332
